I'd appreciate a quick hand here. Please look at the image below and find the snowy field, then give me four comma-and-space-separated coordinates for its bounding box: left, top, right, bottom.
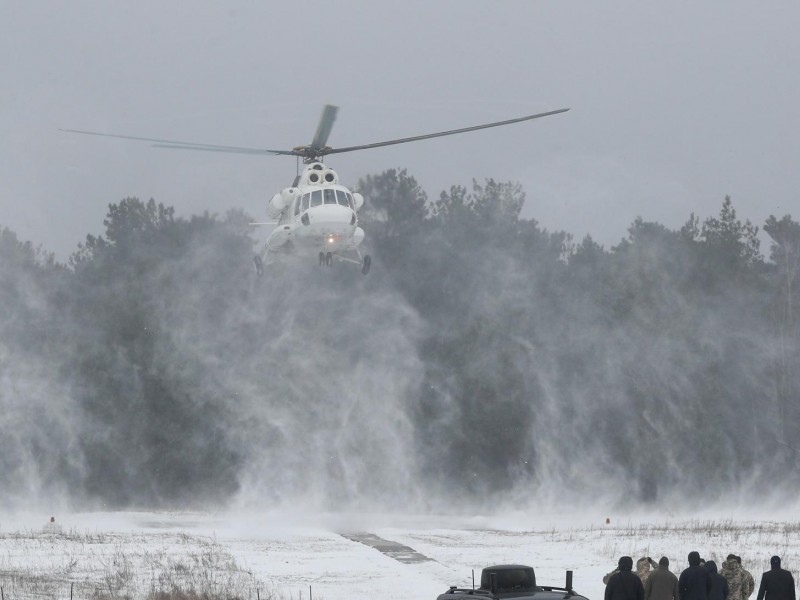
1, 511, 799, 600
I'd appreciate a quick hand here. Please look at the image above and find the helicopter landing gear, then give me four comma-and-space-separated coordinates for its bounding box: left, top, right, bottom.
361, 254, 371, 275
253, 255, 264, 277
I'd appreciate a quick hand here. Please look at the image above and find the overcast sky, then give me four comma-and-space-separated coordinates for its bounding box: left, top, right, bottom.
2, 1, 798, 259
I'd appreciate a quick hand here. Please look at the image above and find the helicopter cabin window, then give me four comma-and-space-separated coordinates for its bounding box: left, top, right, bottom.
301, 193, 310, 212
335, 190, 351, 208
323, 189, 337, 205
310, 190, 323, 207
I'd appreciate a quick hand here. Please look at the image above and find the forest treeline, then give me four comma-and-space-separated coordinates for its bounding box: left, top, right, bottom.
1, 170, 798, 510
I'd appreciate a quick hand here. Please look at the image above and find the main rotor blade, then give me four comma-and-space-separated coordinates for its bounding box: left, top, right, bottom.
310, 105, 339, 151
60, 129, 291, 155
152, 143, 295, 156
325, 108, 570, 156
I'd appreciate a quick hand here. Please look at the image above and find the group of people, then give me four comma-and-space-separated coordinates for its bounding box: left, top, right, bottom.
603, 552, 796, 600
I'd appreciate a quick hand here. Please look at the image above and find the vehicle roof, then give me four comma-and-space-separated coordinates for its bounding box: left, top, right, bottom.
437, 589, 588, 600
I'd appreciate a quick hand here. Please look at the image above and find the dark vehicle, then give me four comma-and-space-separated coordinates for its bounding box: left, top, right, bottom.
438, 565, 588, 600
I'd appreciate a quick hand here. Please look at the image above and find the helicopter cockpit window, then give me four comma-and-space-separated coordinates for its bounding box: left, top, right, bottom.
295, 195, 308, 216
310, 190, 323, 207
323, 189, 337, 205
335, 190, 351, 208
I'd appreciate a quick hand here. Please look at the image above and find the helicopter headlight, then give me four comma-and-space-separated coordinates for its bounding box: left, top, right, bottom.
327, 235, 335, 244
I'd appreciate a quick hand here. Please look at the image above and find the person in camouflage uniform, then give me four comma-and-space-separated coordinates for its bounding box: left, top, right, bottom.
607, 557, 660, 585
638, 558, 660, 585
736, 557, 755, 600
721, 554, 746, 600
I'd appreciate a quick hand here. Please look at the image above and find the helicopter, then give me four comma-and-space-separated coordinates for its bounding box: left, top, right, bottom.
62, 104, 569, 275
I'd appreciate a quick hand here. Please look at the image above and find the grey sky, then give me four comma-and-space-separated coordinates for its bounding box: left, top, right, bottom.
2, 1, 798, 259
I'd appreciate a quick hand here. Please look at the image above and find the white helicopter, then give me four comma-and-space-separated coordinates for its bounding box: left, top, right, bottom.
62, 105, 569, 275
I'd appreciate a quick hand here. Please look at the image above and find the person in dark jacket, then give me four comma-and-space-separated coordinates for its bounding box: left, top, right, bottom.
679, 551, 713, 600
607, 556, 645, 600
756, 556, 795, 600
706, 561, 730, 600
646, 557, 679, 600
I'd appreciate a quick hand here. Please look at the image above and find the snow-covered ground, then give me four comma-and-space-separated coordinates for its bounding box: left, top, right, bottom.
1, 511, 799, 600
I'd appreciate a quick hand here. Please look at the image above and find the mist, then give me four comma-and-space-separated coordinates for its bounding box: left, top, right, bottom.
0, 176, 798, 514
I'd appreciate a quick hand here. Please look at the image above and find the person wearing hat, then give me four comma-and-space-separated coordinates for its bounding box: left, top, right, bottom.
705, 561, 729, 600
756, 556, 795, 600
639, 558, 660, 585
721, 554, 746, 600
606, 556, 645, 600
679, 551, 712, 600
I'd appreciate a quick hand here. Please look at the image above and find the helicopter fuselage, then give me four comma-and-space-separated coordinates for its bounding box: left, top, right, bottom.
261, 162, 366, 265
266, 185, 364, 255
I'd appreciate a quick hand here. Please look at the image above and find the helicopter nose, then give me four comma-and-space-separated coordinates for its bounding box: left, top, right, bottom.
307, 204, 354, 224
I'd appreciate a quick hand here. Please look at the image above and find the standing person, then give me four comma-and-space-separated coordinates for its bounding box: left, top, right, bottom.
639, 558, 660, 585
606, 556, 645, 600
722, 554, 746, 600
646, 557, 679, 600
705, 561, 730, 600
756, 556, 795, 600
737, 557, 755, 600
679, 551, 712, 600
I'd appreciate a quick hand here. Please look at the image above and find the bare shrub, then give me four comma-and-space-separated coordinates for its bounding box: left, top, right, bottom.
0, 529, 276, 600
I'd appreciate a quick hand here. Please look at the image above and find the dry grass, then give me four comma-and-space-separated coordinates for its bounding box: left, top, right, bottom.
146, 591, 244, 600
590, 519, 800, 576
0, 528, 278, 600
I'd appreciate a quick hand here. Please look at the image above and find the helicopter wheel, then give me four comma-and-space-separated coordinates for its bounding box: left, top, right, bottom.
318, 252, 325, 267
253, 256, 264, 277
361, 255, 371, 275
325, 252, 333, 267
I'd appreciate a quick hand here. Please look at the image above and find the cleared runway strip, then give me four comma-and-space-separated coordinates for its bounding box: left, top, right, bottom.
340, 532, 436, 564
